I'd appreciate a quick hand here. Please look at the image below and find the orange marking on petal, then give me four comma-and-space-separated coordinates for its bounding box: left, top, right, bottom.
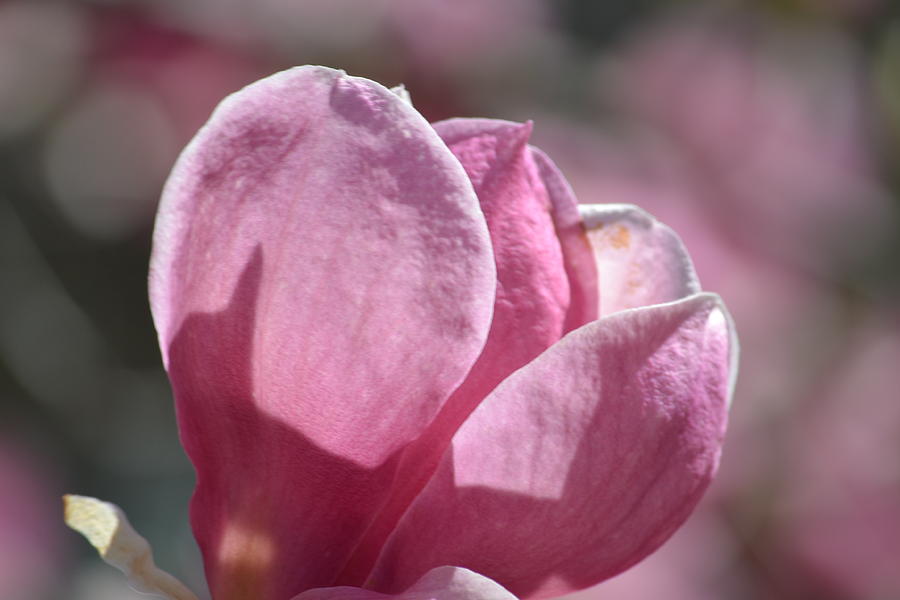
609, 224, 631, 249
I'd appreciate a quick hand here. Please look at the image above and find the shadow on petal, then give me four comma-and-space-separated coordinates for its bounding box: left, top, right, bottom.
167, 247, 404, 600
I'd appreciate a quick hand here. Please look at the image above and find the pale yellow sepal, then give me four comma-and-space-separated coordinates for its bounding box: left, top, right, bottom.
63, 494, 199, 600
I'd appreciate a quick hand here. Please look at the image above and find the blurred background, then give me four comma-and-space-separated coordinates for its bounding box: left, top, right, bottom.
1, 0, 899, 599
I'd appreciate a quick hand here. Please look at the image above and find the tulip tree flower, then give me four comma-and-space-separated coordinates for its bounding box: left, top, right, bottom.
65, 66, 738, 600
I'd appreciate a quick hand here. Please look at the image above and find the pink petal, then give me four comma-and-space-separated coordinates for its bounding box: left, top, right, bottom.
294, 567, 517, 600
529, 146, 599, 331
579, 204, 700, 316
338, 118, 581, 583
148, 66, 496, 600
431, 119, 572, 381
366, 293, 736, 599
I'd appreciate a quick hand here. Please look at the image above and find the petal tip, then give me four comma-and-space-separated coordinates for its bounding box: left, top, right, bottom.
63, 494, 119, 557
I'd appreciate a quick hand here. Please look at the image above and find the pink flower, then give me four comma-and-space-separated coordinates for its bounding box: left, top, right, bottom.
777, 312, 900, 598
65, 66, 738, 600
612, 15, 892, 272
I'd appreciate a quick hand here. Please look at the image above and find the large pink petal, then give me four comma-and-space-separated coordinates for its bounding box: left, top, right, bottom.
148, 66, 496, 600
337, 118, 582, 583
295, 567, 517, 600
366, 293, 736, 599
580, 204, 700, 316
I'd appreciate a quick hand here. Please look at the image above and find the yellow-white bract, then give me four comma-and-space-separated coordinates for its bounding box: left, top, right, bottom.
63, 494, 199, 600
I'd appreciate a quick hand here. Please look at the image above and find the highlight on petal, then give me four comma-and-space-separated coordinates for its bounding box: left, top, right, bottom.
63, 494, 198, 600
149, 66, 496, 599
579, 203, 700, 316
366, 293, 736, 599
295, 567, 517, 600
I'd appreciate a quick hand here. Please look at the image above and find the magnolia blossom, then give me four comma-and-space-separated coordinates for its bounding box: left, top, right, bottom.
611, 15, 891, 272
65, 66, 738, 600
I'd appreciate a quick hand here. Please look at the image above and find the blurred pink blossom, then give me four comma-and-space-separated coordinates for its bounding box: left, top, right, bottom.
67, 67, 737, 600
0, 436, 65, 600
151, 0, 544, 75
88, 11, 265, 144
387, 0, 546, 71
40, 10, 265, 241
778, 312, 900, 598
609, 15, 894, 272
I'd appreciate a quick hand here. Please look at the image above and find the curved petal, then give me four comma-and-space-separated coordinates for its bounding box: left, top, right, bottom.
337, 118, 578, 583
295, 567, 517, 600
433, 119, 572, 358
149, 66, 496, 600
367, 293, 736, 599
579, 204, 700, 315
529, 147, 599, 330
